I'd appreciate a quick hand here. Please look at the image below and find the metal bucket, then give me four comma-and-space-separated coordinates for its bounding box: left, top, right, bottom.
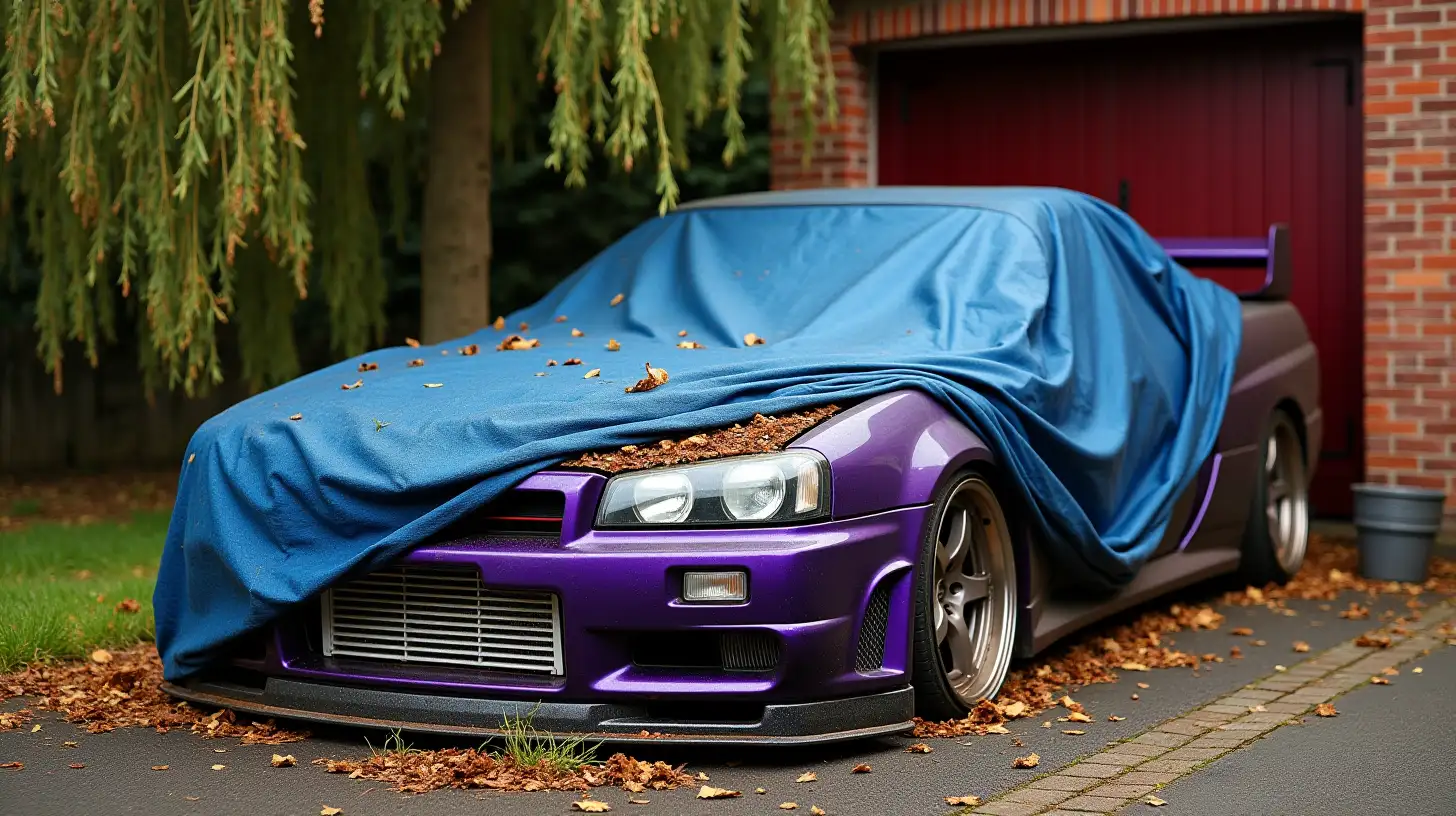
1351, 484, 1447, 583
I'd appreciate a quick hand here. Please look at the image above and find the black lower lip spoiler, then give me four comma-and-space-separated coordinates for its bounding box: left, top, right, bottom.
163, 678, 915, 746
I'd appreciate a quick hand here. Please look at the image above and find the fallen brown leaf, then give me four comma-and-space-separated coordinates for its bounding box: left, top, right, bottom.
492, 316, 506, 330
68, 762, 84, 769
795, 772, 817, 783
1066, 712, 1093, 723
151, 765, 169, 771
1231, 627, 1253, 636
495, 335, 540, 351
1230, 646, 1243, 659
1293, 641, 1310, 653
810, 807, 825, 816
571, 802, 611, 813
405, 337, 420, 347
1355, 634, 1392, 649
743, 333, 766, 346
1062, 729, 1086, 735
627, 798, 649, 805
984, 724, 1010, 735
610, 294, 625, 307
755, 788, 767, 795
1371, 676, 1391, 685
625, 363, 669, 394
695, 772, 710, 781
1314, 703, 1338, 717
1382, 666, 1400, 676
0, 762, 22, 770
1145, 795, 1168, 806
321, 807, 342, 816
850, 764, 871, 774
1120, 661, 1150, 672
271, 754, 297, 768
905, 743, 933, 754
779, 804, 798, 811
696, 785, 741, 799
1000, 700, 1028, 719
1136, 682, 1150, 689
944, 796, 980, 806
211, 764, 226, 771
115, 598, 141, 614
89, 650, 111, 664
1059, 696, 1085, 713
1012, 752, 1040, 769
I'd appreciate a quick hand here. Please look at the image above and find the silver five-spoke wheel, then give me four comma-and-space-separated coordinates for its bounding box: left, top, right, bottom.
931, 477, 1018, 707
1265, 414, 1310, 575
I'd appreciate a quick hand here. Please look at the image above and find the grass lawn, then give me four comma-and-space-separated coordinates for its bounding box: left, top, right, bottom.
0, 511, 168, 672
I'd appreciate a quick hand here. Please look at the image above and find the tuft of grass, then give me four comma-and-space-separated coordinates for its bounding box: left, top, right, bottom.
495, 704, 600, 772
366, 727, 419, 757
0, 511, 168, 672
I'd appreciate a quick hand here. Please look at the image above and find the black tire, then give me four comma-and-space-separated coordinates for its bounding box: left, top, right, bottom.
1239, 409, 1310, 586
910, 471, 1020, 722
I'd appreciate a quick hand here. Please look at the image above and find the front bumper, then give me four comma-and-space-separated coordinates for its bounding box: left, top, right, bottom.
181, 471, 931, 743
164, 677, 914, 745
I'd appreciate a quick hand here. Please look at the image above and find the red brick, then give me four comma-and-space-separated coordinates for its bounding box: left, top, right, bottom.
1395, 79, 1444, 94
1421, 25, 1456, 42
1367, 98, 1416, 115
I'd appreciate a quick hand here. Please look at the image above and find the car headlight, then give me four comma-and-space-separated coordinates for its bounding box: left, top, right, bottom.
596, 451, 830, 527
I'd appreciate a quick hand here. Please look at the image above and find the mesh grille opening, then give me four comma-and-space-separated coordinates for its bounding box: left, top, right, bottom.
719, 632, 781, 672
854, 583, 893, 673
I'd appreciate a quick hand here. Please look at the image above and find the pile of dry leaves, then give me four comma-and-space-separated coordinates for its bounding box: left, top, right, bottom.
560, 406, 840, 473
315, 750, 692, 795
1222, 533, 1456, 605
0, 644, 305, 744
914, 604, 1224, 737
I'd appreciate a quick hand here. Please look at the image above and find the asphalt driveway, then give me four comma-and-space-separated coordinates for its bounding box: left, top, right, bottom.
4, 586, 1447, 816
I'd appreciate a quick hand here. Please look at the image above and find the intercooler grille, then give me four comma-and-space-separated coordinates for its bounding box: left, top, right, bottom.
854, 583, 893, 673
321, 564, 564, 675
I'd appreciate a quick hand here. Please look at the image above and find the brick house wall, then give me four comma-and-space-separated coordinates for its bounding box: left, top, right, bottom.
771, 0, 1456, 526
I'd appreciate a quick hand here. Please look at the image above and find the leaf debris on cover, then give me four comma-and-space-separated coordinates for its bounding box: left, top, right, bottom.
497, 335, 541, 351
743, 333, 766, 346
564, 358, 584, 365
561, 407, 840, 473
459, 344, 480, 356
341, 380, 363, 390
289, 413, 303, 421
584, 369, 601, 379
423, 383, 443, 388
606, 339, 621, 351
519, 322, 531, 332
556, 316, 568, 323
677, 341, 705, 349
357, 362, 378, 372
407, 359, 425, 367
405, 338, 421, 348
493, 317, 506, 331
572, 329, 586, 337
624, 364, 669, 394
610, 294, 625, 307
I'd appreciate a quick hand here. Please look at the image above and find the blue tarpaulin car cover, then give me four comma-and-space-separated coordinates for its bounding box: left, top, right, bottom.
154, 187, 1242, 680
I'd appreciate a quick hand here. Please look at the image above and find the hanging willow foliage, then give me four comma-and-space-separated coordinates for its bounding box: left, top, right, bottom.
0, 0, 835, 395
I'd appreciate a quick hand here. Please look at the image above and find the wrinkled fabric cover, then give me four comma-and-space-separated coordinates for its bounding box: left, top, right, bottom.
155, 187, 1242, 680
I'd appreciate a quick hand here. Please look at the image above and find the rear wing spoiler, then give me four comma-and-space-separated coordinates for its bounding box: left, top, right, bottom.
1156, 224, 1291, 301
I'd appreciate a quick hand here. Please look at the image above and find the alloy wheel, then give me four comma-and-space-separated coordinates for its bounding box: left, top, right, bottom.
931, 476, 1018, 707
1265, 415, 1310, 575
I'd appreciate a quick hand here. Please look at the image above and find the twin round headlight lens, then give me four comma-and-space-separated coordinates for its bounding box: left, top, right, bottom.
597, 451, 830, 527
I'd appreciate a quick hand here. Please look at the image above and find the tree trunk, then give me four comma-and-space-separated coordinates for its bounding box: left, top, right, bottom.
420, 0, 492, 344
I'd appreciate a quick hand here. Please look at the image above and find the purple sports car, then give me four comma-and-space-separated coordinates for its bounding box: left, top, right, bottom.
164, 193, 1318, 745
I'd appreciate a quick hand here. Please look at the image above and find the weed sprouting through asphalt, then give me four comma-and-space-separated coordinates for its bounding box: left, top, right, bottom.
494, 704, 601, 773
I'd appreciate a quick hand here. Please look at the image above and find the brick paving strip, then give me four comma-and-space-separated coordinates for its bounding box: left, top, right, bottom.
965, 602, 1455, 816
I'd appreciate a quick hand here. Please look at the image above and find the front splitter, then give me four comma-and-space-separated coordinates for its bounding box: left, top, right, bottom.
163, 677, 915, 746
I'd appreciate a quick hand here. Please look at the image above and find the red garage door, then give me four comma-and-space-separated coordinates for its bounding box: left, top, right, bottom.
878, 20, 1364, 517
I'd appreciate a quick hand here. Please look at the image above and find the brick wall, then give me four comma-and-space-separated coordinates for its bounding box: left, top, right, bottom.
771, 0, 1456, 524
1362, 0, 1456, 519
